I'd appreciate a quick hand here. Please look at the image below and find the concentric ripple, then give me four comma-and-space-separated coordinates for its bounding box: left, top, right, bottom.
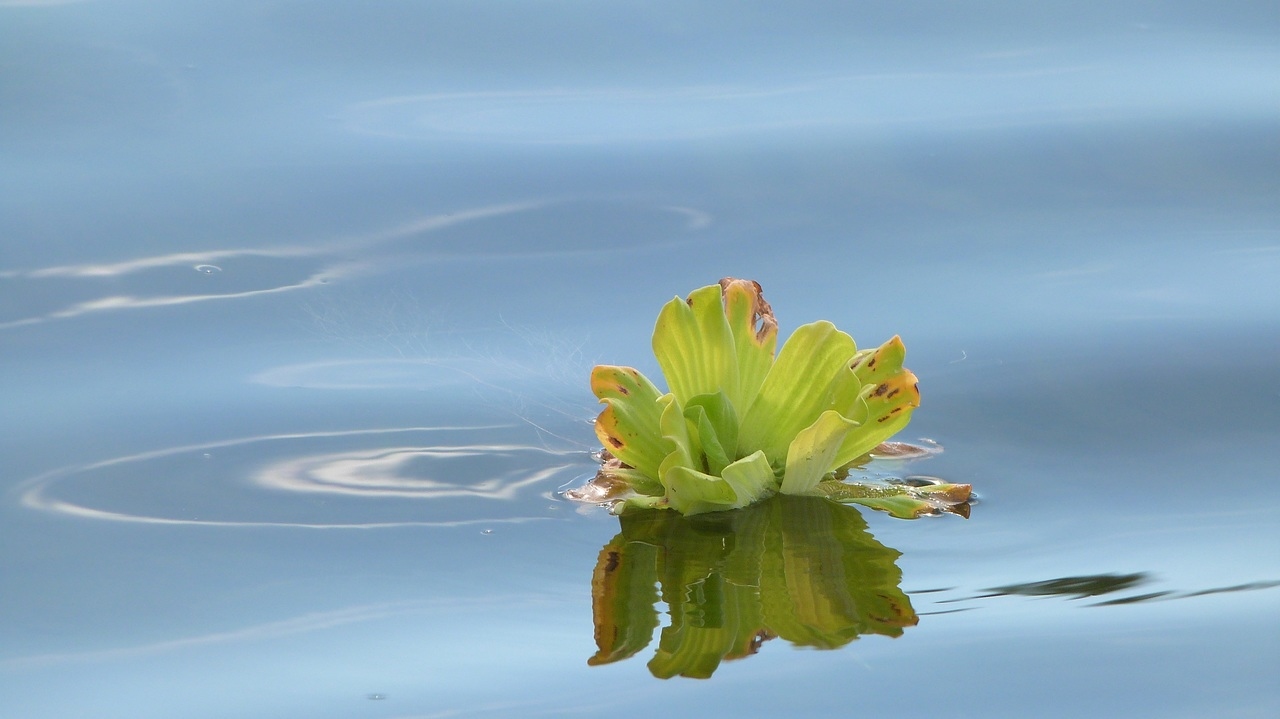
17, 427, 596, 528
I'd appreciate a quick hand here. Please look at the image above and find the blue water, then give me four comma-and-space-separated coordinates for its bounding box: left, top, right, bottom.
3, 2, 1278, 717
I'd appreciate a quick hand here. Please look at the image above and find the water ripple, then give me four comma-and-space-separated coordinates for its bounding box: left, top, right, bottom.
0, 200, 708, 330
16, 427, 594, 528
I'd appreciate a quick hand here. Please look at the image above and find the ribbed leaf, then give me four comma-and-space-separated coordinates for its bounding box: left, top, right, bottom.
719, 451, 777, 508
780, 410, 859, 495
663, 466, 739, 516
652, 284, 737, 404
682, 391, 738, 476
657, 393, 695, 476
738, 321, 858, 466
837, 495, 938, 519
834, 369, 920, 468
591, 365, 667, 478
814, 479, 971, 519
849, 335, 906, 385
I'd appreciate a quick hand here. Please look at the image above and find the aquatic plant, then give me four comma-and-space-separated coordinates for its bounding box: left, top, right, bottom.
582, 278, 970, 518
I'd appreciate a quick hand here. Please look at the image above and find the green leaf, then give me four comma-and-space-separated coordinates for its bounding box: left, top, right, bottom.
612, 495, 670, 513
655, 394, 736, 515
591, 365, 667, 478
840, 495, 938, 519
682, 391, 739, 475
814, 478, 972, 519
780, 410, 859, 495
656, 393, 696, 474
652, 284, 737, 405
719, 450, 777, 508
663, 466, 739, 516
684, 405, 729, 476
738, 321, 858, 466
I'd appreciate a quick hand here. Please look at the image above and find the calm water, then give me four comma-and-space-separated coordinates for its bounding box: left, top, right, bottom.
3, 2, 1278, 717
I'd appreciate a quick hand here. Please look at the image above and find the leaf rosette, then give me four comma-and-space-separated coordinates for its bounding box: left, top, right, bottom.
580, 279, 970, 518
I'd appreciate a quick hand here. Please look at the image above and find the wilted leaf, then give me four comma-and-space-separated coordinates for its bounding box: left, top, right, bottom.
720, 278, 778, 411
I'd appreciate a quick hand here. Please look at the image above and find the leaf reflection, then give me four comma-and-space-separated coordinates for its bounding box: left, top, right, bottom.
587, 495, 915, 679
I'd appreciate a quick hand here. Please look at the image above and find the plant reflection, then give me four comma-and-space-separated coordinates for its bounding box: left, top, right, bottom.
587, 494, 915, 678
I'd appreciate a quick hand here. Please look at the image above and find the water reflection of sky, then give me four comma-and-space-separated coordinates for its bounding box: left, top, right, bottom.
2, 1, 1278, 718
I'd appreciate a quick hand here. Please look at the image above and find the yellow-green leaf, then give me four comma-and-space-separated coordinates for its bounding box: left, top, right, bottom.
738, 321, 858, 466
780, 410, 858, 495
719, 450, 777, 508
835, 369, 920, 468
652, 284, 736, 405
591, 365, 667, 478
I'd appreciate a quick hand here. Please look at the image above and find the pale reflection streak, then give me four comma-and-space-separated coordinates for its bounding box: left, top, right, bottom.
2, 597, 541, 670
0, 199, 715, 329
17, 427, 581, 528
0, 0, 92, 6
0, 201, 546, 329
342, 69, 1109, 144
16, 248, 313, 279
23, 270, 336, 324
26, 498, 553, 530
250, 357, 558, 391
1, 602, 419, 669
662, 205, 712, 230
5, 201, 545, 281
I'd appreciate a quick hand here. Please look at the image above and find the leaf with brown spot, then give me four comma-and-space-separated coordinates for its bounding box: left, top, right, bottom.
834, 369, 921, 468
591, 365, 667, 481
850, 335, 908, 385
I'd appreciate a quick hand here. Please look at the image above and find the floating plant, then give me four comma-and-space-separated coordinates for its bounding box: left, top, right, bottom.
571, 279, 971, 518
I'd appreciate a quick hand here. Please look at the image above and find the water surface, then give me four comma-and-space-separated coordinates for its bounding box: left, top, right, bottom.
2, 2, 1278, 718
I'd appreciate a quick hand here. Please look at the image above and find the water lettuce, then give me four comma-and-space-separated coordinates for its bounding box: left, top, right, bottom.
588, 278, 970, 518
